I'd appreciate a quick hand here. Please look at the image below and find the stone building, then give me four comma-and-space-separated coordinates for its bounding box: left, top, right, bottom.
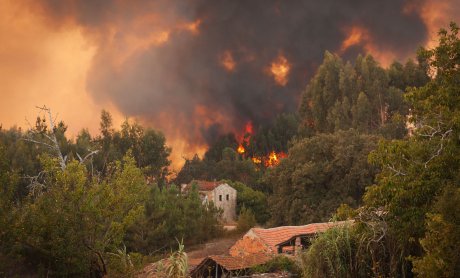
189, 221, 352, 277
182, 180, 237, 223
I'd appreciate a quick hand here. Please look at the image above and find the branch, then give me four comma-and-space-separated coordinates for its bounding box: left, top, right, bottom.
77, 150, 100, 164
424, 128, 452, 168
25, 106, 67, 171
23, 171, 48, 197
386, 164, 407, 176
23, 138, 55, 150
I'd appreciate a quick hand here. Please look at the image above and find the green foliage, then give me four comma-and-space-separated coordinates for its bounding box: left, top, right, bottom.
165, 240, 188, 278
334, 204, 357, 221
106, 244, 137, 276
174, 148, 261, 189
299, 51, 426, 138
94, 114, 172, 185
246, 113, 299, 157
412, 186, 460, 277
174, 154, 208, 185
299, 209, 409, 278
125, 184, 222, 254
237, 207, 257, 233
226, 180, 270, 224
0, 142, 21, 273
362, 22, 460, 276
267, 130, 378, 225
251, 256, 300, 275
203, 133, 238, 162
299, 225, 356, 278
15, 153, 148, 276
0, 126, 46, 199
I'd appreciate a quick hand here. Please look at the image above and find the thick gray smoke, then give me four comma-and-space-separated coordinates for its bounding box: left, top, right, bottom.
32, 0, 428, 145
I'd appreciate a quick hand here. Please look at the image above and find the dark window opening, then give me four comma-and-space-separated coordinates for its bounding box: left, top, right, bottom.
226, 194, 229, 201
219, 195, 222, 201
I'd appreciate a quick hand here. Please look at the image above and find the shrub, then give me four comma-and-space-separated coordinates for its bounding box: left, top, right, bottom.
251, 256, 300, 275
237, 207, 257, 233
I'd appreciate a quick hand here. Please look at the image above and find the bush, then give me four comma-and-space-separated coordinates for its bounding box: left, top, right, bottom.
251, 256, 300, 275
237, 207, 256, 233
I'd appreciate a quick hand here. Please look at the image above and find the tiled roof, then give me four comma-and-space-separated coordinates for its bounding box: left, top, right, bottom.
249, 221, 350, 252
187, 180, 221, 191
195, 253, 272, 272
188, 257, 205, 268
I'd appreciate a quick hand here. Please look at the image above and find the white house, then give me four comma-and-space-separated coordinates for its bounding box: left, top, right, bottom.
182, 180, 237, 223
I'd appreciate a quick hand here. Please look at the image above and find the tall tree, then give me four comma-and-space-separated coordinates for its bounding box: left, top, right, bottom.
364, 23, 460, 276
267, 130, 378, 226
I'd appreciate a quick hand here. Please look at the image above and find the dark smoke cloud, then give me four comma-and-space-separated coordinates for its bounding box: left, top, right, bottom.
31, 0, 429, 146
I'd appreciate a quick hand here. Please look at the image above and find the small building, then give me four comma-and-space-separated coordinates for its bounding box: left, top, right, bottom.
190, 254, 272, 277
183, 180, 237, 223
229, 221, 351, 257
190, 221, 352, 277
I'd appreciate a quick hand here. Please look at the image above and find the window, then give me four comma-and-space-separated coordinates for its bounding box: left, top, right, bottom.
219, 195, 222, 201
226, 194, 229, 201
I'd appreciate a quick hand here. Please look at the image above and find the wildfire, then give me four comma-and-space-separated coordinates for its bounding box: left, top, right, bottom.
270, 54, 291, 86
236, 121, 252, 155
220, 50, 236, 72
340, 26, 368, 52
264, 151, 287, 167
234, 121, 287, 167
252, 157, 262, 164
339, 25, 395, 67
237, 144, 246, 154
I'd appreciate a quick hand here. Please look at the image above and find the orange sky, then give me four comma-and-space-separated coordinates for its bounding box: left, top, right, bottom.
0, 0, 458, 170
0, 0, 124, 133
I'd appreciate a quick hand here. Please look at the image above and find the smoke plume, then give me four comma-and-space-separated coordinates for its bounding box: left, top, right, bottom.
25, 0, 453, 161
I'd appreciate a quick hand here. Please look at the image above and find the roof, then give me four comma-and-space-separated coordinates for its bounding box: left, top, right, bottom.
192, 253, 272, 273
247, 221, 350, 252
187, 180, 221, 191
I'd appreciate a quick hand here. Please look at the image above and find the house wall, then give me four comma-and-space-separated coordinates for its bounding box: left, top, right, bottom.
212, 183, 237, 222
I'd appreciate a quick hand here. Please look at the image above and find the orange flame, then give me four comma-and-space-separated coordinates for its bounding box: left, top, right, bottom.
236, 121, 252, 157
264, 151, 287, 167
340, 26, 368, 52
237, 144, 246, 154
220, 50, 236, 72
252, 157, 262, 164
339, 25, 395, 67
234, 122, 287, 167
270, 54, 291, 86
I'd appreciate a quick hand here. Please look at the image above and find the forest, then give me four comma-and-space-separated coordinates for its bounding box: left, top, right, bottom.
1, 23, 459, 277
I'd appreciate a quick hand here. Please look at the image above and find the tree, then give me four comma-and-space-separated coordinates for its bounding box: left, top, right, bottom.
412, 186, 460, 277
16, 153, 148, 276
363, 22, 460, 276
0, 142, 20, 272
298, 51, 425, 138
125, 184, 222, 254
266, 130, 378, 226
237, 207, 257, 233
226, 180, 270, 224
94, 112, 171, 184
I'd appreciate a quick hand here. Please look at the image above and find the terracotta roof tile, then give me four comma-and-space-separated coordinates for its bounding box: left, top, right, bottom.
187, 180, 221, 191
250, 221, 350, 252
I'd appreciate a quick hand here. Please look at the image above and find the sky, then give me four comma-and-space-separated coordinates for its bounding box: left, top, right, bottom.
0, 0, 459, 169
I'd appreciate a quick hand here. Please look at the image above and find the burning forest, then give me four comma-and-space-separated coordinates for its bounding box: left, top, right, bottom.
235, 121, 288, 167
1, 1, 460, 277
2, 0, 458, 168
